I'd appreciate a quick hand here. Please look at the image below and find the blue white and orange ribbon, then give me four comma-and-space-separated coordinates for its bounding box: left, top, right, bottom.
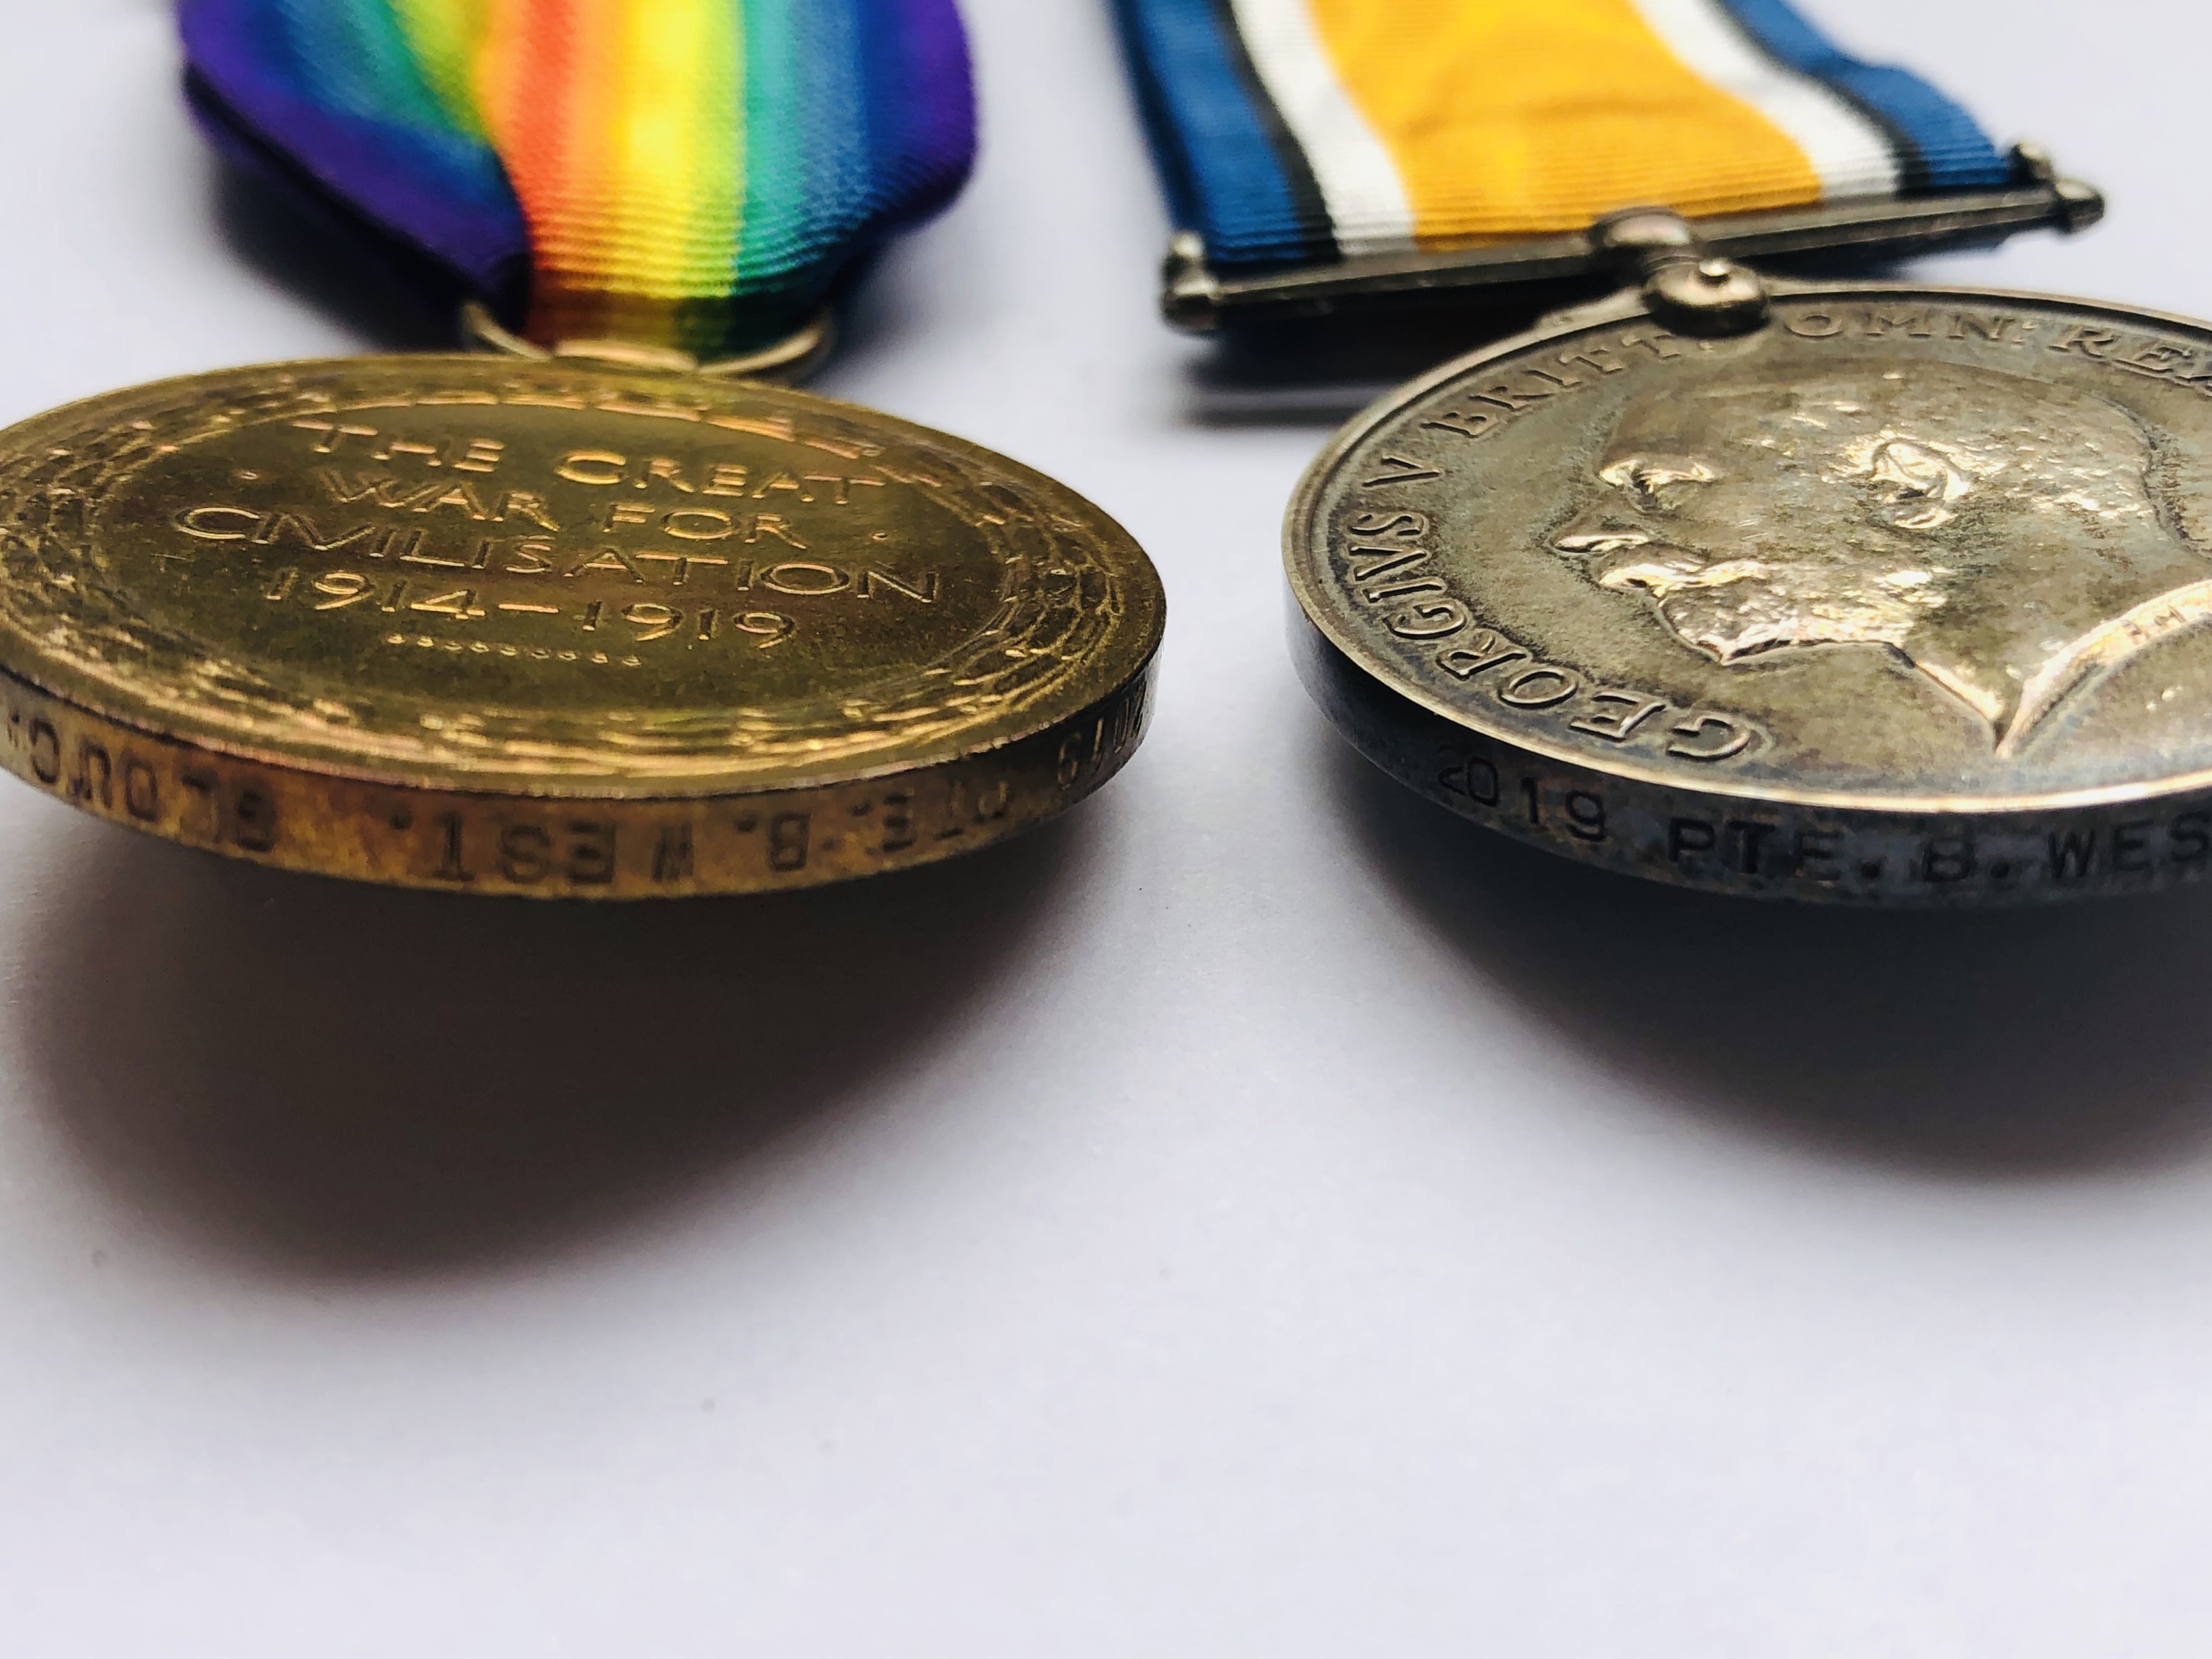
178, 0, 977, 358
1116, 0, 2011, 268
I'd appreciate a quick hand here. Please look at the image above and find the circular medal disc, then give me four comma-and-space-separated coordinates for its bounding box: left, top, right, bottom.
0, 356, 1163, 897
1290, 282, 2212, 905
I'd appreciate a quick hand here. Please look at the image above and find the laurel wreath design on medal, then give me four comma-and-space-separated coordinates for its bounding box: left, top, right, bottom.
0, 359, 1142, 787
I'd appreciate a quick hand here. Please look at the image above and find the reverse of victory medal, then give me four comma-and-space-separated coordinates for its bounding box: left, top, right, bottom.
0, 358, 1164, 897
1291, 284, 2212, 905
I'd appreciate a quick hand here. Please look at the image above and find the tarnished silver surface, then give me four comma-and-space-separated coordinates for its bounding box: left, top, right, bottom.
1288, 282, 2212, 904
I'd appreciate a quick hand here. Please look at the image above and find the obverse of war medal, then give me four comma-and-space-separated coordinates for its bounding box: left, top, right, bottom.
1290, 283, 2212, 905
1116, 0, 2166, 905
0, 0, 1164, 896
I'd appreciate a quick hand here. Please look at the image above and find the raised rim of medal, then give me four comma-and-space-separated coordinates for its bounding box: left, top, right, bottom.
1287, 279, 2212, 818
0, 357, 1168, 801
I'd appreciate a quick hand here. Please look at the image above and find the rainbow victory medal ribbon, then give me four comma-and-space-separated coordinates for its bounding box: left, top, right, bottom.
1117, 0, 2090, 329
177, 0, 976, 361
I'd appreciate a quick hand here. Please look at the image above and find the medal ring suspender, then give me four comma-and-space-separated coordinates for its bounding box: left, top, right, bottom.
1115, 0, 2212, 911
0, 0, 1164, 899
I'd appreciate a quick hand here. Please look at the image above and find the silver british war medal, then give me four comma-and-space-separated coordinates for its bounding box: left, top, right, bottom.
1123, 0, 2202, 904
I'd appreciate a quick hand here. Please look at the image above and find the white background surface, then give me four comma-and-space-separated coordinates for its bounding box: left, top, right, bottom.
0, 1, 2205, 1653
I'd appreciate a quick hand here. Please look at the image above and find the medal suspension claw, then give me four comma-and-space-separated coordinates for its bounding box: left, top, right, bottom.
1593, 209, 1770, 338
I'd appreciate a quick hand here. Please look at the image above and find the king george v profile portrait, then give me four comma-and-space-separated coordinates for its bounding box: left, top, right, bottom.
1552, 361, 2212, 755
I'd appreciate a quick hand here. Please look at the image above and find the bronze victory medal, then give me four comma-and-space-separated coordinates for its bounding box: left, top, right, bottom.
0, 355, 1164, 896
1290, 284, 2212, 905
